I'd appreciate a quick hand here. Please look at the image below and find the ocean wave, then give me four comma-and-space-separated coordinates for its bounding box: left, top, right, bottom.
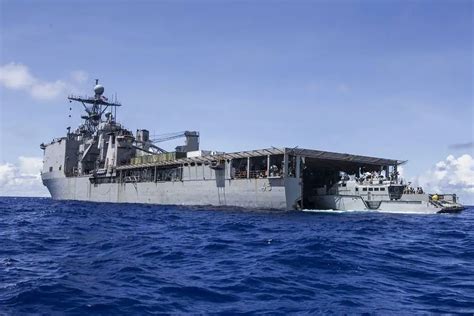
0, 197, 473, 314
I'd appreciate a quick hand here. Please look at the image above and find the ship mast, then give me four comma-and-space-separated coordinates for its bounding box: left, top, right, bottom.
68, 79, 122, 133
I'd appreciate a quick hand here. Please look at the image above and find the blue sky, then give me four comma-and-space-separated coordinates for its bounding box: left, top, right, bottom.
0, 0, 473, 200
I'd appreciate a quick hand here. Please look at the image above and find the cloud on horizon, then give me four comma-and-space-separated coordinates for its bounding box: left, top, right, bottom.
0, 156, 48, 197
414, 154, 474, 204
0, 62, 88, 100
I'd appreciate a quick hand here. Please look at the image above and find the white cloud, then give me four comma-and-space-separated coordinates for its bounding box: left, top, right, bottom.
18, 156, 43, 176
0, 62, 88, 101
414, 154, 474, 204
0, 63, 35, 89
70, 70, 88, 84
0, 156, 49, 197
0, 163, 16, 187
30, 80, 69, 100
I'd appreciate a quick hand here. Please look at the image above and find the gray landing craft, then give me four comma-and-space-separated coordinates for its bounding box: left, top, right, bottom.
40, 81, 465, 214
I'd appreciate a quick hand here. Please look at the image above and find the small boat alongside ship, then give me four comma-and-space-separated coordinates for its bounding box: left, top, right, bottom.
40, 81, 465, 214
309, 173, 463, 214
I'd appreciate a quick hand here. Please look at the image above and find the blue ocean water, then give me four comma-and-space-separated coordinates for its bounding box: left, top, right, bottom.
0, 197, 473, 315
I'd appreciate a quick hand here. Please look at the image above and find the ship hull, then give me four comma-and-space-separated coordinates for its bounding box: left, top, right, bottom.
42, 175, 302, 210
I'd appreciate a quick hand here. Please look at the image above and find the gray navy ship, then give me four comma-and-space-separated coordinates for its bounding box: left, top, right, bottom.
40, 81, 465, 214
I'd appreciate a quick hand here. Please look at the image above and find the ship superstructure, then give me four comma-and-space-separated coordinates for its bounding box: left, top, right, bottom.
40, 81, 464, 213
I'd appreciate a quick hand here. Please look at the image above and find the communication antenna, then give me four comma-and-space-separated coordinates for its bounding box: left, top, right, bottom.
67, 79, 122, 132
114, 92, 118, 121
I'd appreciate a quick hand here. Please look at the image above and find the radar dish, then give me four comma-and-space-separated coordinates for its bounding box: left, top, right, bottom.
94, 84, 104, 96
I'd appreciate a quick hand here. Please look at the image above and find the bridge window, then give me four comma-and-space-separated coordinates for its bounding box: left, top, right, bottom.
380, 188, 386, 191
49, 166, 53, 172
374, 187, 379, 191
362, 187, 367, 191
369, 188, 373, 191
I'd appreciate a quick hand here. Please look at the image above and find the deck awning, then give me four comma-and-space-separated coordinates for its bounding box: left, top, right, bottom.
286, 148, 403, 166
116, 147, 403, 170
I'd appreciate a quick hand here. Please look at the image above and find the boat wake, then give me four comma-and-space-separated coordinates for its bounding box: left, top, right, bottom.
301, 208, 441, 215
301, 209, 364, 213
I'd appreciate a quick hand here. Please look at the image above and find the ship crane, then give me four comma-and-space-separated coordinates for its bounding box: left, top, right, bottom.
150, 131, 191, 143
134, 131, 198, 154
134, 131, 196, 155
151, 130, 200, 153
